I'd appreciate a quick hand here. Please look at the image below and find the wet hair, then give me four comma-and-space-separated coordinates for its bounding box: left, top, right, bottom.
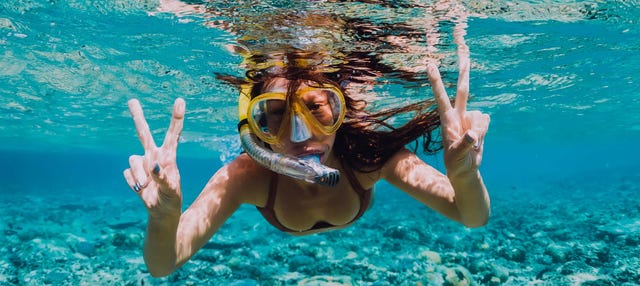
218, 51, 443, 173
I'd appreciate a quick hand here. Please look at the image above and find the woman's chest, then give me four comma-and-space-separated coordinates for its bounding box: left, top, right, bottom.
273, 178, 363, 230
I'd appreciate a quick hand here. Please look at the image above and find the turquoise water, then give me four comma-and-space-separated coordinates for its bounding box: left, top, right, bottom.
1, 0, 640, 285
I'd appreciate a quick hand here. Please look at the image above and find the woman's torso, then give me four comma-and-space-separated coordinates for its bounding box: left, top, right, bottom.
241, 153, 380, 235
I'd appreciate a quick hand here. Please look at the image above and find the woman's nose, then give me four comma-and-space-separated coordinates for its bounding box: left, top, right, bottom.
290, 112, 312, 143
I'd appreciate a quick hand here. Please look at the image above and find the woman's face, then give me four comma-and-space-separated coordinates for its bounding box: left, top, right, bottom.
260, 77, 338, 163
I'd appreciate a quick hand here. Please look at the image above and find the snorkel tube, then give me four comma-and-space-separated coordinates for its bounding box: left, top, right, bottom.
238, 85, 340, 186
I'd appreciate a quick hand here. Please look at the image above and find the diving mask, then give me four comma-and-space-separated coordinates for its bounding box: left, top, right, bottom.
237, 83, 343, 186
246, 85, 346, 145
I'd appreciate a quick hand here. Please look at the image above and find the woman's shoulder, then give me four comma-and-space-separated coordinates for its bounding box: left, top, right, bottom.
341, 162, 382, 191
219, 153, 272, 206
377, 147, 413, 177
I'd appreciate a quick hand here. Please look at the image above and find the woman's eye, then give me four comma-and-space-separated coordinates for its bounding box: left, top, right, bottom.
308, 103, 322, 111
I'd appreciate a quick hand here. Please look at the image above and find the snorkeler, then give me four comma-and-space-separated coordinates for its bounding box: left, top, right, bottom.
123, 0, 490, 277
123, 40, 490, 276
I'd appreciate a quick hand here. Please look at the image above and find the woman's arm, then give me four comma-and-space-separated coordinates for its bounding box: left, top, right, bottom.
144, 154, 269, 277
122, 98, 190, 276
145, 165, 239, 277
380, 18, 491, 227
446, 167, 490, 227
381, 148, 489, 227
123, 98, 268, 277
143, 164, 241, 277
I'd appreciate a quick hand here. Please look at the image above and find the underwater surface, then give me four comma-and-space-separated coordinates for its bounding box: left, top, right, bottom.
1, 0, 639, 285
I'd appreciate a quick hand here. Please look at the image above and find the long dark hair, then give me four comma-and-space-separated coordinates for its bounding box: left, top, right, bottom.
218, 50, 443, 172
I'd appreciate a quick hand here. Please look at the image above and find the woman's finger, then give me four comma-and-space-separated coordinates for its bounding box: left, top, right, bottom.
123, 168, 143, 194
455, 43, 470, 114
475, 113, 490, 143
465, 112, 490, 149
427, 64, 452, 114
149, 163, 177, 196
162, 98, 186, 152
128, 99, 157, 152
469, 112, 490, 135
453, 15, 470, 114
128, 155, 149, 188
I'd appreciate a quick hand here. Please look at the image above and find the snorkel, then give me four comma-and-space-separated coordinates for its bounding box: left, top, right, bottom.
238, 85, 340, 186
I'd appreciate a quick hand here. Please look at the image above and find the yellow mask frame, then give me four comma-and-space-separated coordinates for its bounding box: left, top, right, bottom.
236, 83, 342, 186
245, 85, 346, 145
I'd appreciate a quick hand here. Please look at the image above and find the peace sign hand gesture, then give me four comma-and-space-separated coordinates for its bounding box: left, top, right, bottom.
123, 98, 186, 217
427, 43, 490, 178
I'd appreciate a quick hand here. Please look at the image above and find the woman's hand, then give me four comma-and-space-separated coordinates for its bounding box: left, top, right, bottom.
123, 98, 186, 217
427, 42, 490, 178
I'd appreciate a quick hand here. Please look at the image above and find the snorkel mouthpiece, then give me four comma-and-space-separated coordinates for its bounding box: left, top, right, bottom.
298, 154, 340, 186
239, 125, 340, 186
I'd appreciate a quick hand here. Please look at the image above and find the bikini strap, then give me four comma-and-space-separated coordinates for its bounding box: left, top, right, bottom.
339, 159, 372, 217
265, 171, 279, 209
340, 160, 368, 195
256, 172, 293, 232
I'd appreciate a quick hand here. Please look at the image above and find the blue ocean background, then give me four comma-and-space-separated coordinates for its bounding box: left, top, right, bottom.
1, 0, 639, 285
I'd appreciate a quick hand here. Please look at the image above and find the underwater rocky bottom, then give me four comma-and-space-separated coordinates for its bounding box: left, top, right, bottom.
1, 172, 638, 285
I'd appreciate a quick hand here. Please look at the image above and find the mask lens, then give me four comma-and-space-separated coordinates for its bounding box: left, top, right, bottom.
249, 96, 286, 144
298, 87, 345, 132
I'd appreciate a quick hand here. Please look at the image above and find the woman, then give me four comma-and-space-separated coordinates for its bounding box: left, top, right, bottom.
124, 0, 490, 276
123, 39, 490, 277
